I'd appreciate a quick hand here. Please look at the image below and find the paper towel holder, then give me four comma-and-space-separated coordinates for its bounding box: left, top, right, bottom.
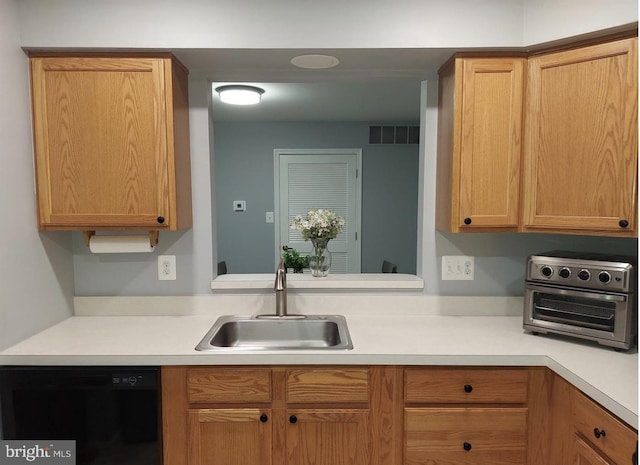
82, 230, 160, 248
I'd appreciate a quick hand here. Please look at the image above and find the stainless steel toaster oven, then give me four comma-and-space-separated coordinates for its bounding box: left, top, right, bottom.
523, 251, 636, 350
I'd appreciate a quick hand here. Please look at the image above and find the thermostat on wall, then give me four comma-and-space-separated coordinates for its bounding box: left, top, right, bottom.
233, 200, 246, 212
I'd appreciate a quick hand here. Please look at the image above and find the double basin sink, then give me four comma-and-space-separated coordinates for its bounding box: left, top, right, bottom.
195, 314, 353, 351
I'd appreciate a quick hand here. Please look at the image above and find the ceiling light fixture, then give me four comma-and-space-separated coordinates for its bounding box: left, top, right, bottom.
215, 85, 265, 105
290, 54, 340, 69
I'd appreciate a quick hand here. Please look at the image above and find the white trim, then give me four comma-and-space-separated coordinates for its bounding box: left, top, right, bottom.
273, 148, 362, 271
211, 273, 424, 290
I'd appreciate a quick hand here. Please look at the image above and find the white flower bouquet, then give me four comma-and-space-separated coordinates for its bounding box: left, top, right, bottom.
290, 208, 345, 241
290, 209, 345, 276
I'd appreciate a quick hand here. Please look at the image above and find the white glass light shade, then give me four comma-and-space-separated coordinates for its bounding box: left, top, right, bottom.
215, 85, 264, 105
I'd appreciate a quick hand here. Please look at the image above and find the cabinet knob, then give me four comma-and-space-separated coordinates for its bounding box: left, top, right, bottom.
464, 217, 472, 225
157, 216, 165, 224
463, 442, 472, 451
619, 219, 629, 228
594, 428, 606, 439
289, 415, 298, 424
260, 414, 268, 423
464, 384, 473, 393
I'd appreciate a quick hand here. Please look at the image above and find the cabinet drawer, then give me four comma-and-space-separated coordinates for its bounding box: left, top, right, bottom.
405, 367, 529, 404
573, 390, 637, 465
187, 368, 271, 403
286, 368, 369, 403
405, 407, 528, 465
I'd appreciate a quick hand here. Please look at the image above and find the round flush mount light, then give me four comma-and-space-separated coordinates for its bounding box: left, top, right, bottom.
215, 85, 265, 105
290, 54, 340, 69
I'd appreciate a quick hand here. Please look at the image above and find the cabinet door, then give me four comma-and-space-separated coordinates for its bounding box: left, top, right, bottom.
285, 409, 369, 465
31, 57, 172, 229
457, 58, 525, 230
405, 407, 528, 465
188, 408, 272, 465
574, 436, 615, 465
436, 57, 525, 232
523, 38, 638, 236
572, 389, 638, 465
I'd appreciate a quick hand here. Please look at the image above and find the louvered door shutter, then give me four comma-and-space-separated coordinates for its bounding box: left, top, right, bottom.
278, 152, 360, 273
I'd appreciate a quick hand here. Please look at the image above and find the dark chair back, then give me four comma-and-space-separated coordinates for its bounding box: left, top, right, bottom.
382, 260, 398, 273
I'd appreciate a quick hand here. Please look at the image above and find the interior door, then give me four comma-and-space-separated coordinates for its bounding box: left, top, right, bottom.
275, 149, 361, 273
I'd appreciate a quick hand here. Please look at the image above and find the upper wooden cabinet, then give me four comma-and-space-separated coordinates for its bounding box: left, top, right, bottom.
436, 56, 526, 232
436, 37, 638, 237
523, 38, 638, 236
30, 55, 192, 231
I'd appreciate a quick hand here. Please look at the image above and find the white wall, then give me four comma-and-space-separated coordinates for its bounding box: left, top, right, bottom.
11, 0, 639, 298
523, 0, 638, 45
0, 0, 74, 350
18, 0, 525, 48
17, 0, 637, 50
71, 77, 215, 295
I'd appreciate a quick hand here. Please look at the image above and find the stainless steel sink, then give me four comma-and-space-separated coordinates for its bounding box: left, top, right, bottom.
195, 315, 353, 351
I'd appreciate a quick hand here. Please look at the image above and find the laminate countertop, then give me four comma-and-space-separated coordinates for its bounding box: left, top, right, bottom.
0, 314, 636, 427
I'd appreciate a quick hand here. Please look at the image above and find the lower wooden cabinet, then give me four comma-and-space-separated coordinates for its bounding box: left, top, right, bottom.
574, 436, 615, 465
572, 388, 637, 465
163, 366, 390, 465
188, 408, 272, 465
404, 367, 529, 465
286, 409, 370, 465
405, 407, 528, 465
162, 365, 637, 465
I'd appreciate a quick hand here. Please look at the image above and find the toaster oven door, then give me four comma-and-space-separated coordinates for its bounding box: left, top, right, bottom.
524, 284, 634, 348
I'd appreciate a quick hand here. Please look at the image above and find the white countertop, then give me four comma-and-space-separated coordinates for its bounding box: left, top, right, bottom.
0, 313, 636, 428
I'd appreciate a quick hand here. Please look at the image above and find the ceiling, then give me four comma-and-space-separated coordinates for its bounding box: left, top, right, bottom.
174, 48, 456, 122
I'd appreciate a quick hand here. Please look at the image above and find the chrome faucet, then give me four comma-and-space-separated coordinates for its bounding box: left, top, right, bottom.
274, 259, 288, 317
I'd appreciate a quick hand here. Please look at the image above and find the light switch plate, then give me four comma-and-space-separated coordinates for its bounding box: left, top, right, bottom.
442, 256, 474, 280
266, 211, 274, 223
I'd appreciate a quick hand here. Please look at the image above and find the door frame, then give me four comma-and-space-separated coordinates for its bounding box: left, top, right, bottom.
273, 148, 362, 270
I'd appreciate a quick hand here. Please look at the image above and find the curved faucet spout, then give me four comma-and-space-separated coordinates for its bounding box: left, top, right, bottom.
274, 259, 288, 316
275, 259, 287, 291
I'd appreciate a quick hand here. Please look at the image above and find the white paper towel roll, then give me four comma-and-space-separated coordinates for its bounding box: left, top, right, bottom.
89, 235, 155, 253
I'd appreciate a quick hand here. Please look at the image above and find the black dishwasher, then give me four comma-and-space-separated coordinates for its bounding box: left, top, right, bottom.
0, 366, 161, 465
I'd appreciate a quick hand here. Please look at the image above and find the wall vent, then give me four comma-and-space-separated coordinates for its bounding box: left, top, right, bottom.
369, 125, 419, 145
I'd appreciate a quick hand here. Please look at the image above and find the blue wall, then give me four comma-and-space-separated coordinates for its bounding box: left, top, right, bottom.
214, 121, 419, 273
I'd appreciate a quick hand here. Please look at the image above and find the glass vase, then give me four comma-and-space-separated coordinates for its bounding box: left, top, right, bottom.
309, 238, 332, 277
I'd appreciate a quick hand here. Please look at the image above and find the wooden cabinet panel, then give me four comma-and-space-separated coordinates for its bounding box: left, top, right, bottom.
187, 367, 271, 403
405, 407, 528, 465
523, 38, 638, 236
188, 408, 272, 465
574, 436, 615, 465
286, 367, 369, 403
436, 57, 525, 232
405, 367, 529, 404
573, 390, 637, 465
286, 409, 370, 465
30, 55, 192, 231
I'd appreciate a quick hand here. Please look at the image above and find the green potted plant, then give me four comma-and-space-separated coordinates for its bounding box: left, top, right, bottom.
282, 246, 309, 273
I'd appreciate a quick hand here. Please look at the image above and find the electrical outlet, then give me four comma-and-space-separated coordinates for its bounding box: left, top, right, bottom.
441, 256, 474, 280
158, 255, 176, 280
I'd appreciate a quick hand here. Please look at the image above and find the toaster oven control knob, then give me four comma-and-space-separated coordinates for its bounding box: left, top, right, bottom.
578, 269, 591, 281
541, 266, 553, 277
598, 271, 611, 284
559, 267, 571, 279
